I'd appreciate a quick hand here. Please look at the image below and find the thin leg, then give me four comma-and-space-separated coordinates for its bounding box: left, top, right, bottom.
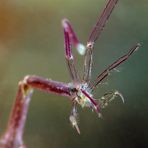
0, 75, 75, 148
83, 0, 119, 83
99, 90, 124, 109
62, 20, 80, 85
90, 43, 140, 90
83, 44, 93, 83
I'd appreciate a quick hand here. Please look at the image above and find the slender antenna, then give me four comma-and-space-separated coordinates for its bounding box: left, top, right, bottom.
83, 0, 119, 83
88, 0, 119, 44
90, 43, 141, 90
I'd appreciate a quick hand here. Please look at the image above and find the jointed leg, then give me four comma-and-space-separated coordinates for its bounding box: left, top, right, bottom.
83, 0, 119, 84
99, 90, 124, 109
0, 75, 74, 148
83, 43, 93, 83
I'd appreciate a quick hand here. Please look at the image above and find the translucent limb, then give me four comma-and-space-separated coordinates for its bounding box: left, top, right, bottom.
83, 0, 119, 83
99, 90, 124, 109
62, 19, 86, 55
62, 20, 80, 85
90, 43, 141, 90
83, 43, 93, 83
0, 75, 75, 148
69, 103, 80, 134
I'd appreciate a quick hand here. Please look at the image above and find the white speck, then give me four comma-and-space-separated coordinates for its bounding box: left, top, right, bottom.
76, 43, 86, 55
62, 19, 69, 29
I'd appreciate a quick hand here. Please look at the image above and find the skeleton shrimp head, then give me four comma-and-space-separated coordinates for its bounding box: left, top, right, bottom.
76, 84, 100, 113
69, 83, 125, 134
69, 83, 101, 134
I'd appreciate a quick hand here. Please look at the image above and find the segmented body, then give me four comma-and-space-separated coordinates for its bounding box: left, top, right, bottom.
0, 0, 140, 147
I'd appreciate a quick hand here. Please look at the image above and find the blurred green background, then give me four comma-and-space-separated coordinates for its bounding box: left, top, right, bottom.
0, 0, 147, 147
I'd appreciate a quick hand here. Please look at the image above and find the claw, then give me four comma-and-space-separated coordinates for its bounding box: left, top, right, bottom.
75, 123, 81, 134
69, 103, 80, 134
114, 91, 124, 103
69, 115, 80, 134
100, 90, 124, 108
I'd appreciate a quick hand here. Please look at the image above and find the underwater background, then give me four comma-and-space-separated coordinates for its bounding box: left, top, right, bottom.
0, 0, 147, 147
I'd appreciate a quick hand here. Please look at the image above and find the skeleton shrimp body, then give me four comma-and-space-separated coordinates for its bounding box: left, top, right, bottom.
0, 0, 140, 147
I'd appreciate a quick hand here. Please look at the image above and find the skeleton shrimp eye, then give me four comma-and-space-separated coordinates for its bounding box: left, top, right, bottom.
70, 87, 77, 93
86, 42, 94, 49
